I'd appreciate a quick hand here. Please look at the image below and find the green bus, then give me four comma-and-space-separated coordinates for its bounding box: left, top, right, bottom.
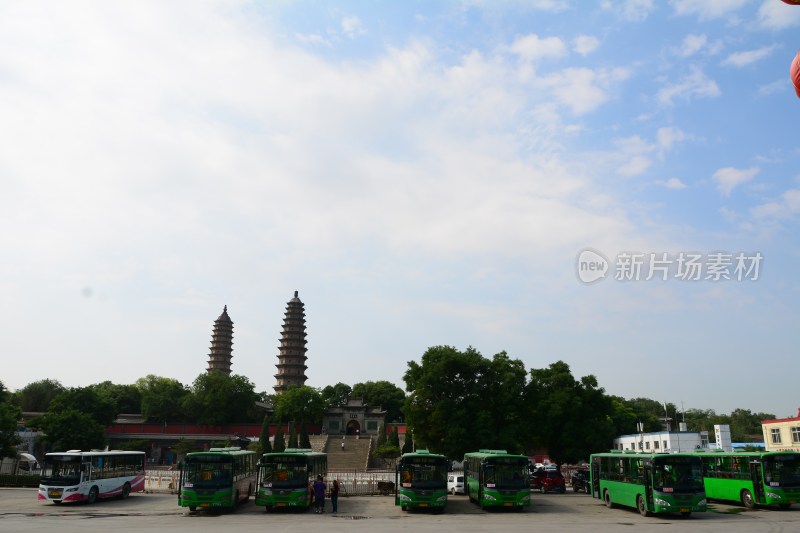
463, 449, 531, 510
590, 451, 706, 517
178, 447, 257, 512
693, 449, 800, 509
394, 449, 449, 512
255, 448, 327, 512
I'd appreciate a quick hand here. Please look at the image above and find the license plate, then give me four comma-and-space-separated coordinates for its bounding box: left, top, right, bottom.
504, 503, 513, 507
200, 503, 210, 507
680, 508, 690, 513
419, 503, 428, 507
277, 503, 287, 507
49, 491, 62, 498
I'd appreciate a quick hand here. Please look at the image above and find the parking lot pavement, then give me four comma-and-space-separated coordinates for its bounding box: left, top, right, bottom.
2, 488, 800, 533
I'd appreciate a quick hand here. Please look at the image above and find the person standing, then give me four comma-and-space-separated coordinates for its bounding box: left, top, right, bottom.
331, 477, 340, 513
313, 475, 326, 513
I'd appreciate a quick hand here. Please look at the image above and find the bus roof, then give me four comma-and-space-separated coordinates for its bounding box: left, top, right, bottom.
45, 450, 145, 457
401, 450, 447, 458
463, 450, 526, 459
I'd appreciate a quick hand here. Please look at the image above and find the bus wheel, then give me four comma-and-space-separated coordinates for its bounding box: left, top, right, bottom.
189, 506, 197, 512
264, 506, 272, 513
87, 486, 99, 505
637, 495, 650, 517
121, 482, 131, 499
603, 490, 613, 509
741, 489, 755, 509
401, 505, 407, 512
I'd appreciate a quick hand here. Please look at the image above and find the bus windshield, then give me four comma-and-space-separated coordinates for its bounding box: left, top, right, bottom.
40, 456, 82, 485
399, 458, 447, 489
261, 457, 308, 489
763, 455, 800, 487
183, 456, 233, 488
484, 458, 528, 489
652, 457, 703, 493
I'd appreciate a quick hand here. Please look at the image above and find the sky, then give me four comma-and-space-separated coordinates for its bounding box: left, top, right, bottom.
2, 0, 800, 419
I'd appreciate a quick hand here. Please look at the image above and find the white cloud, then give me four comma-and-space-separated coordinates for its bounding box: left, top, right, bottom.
341, 15, 365, 38
656, 127, 686, 153
510, 33, 567, 63
601, 0, 655, 22
540, 66, 630, 115
678, 34, 707, 57
721, 45, 776, 68
657, 66, 721, 105
670, 0, 749, 20
712, 167, 760, 196
661, 178, 688, 189
757, 0, 800, 31
573, 35, 600, 56
753, 188, 800, 219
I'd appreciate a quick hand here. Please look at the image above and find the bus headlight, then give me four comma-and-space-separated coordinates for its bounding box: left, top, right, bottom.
521, 494, 531, 502
483, 494, 496, 501
766, 492, 781, 499
654, 498, 670, 507
437, 495, 447, 503
698, 498, 707, 507
65, 487, 79, 493
261, 489, 272, 496
398, 494, 411, 502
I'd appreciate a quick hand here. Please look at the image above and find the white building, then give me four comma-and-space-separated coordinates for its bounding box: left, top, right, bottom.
613, 424, 732, 453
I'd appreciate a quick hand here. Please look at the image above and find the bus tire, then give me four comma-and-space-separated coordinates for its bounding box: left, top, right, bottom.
265, 505, 272, 513
189, 506, 197, 512
87, 486, 99, 505
603, 490, 613, 509
741, 489, 755, 509
121, 482, 131, 499
637, 495, 650, 517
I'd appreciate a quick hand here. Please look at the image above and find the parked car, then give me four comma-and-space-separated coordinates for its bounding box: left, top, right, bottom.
571, 466, 591, 493
529, 466, 566, 493
447, 474, 465, 495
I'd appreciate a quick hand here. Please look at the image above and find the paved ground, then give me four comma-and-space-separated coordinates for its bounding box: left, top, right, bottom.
2, 487, 799, 533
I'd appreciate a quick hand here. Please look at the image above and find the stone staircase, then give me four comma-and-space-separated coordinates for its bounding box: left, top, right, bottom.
325, 435, 372, 472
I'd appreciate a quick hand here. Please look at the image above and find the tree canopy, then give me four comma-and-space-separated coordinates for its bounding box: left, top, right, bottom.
320, 383, 352, 408
181, 373, 259, 425
13, 379, 65, 412
0, 382, 21, 458
272, 385, 324, 424
352, 380, 406, 422
135, 375, 188, 422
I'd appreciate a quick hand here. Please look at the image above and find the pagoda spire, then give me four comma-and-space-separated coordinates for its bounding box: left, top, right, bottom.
274, 291, 308, 394
207, 305, 234, 375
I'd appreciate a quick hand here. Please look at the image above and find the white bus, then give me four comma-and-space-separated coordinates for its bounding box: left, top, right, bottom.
38, 450, 146, 504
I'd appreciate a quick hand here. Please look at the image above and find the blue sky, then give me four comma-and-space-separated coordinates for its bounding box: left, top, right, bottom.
2, 1, 799, 418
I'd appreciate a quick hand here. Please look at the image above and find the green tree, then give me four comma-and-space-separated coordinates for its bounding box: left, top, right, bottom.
730, 409, 775, 442
299, 424, 311, 449
526, 361, 615, 464
401, 430, 414, 454
390, 426, 400, 447
320, 383, 351, 408
352, 380, 406, 422
135, 375, 188, 422
288, 424, 299, 448
182, 373, 258, 425
31, 409, 106, 451
273, 424, 286, 452
403, 345, 493, 457
480, 351, 528, 452
49, 386, 117, 425
259, 415, 272, 455
273, 386, 324, 425
13, 379, 65, 412
375, 423, 387, 448
89, 381, 141, 414
0, 382, 21, 458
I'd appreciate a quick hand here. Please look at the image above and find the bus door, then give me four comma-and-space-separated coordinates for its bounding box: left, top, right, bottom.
750, 461, 765, 504
590, 458, 600, 498
642, 459, 653, 509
